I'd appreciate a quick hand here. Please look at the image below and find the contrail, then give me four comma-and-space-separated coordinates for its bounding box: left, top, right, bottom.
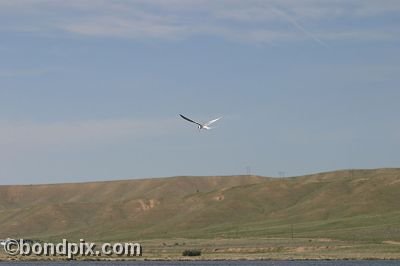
271, 7, 328, 47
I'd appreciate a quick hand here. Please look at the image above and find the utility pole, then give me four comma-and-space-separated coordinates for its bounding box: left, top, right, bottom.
291, 224, 294, 239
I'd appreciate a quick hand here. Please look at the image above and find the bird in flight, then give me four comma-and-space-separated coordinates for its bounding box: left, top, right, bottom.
180, 114, 222, 130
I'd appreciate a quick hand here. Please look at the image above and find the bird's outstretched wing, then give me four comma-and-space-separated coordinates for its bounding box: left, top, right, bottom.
180, 114, 202, 127
204, 117, 222, 127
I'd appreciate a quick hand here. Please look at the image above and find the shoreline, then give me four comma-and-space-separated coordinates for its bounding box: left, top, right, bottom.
1, 237, 400, 262
2, 256, 400, 262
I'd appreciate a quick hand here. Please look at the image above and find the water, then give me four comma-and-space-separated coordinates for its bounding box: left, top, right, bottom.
0, 261, 399, 266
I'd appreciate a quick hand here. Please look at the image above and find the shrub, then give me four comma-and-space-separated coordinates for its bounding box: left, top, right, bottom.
182, 249, 201, 256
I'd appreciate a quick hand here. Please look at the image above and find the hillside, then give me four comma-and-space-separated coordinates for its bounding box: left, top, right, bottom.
0, 169, 399, 243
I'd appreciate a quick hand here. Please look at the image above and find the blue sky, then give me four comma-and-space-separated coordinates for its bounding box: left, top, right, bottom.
1, 0, 400, 184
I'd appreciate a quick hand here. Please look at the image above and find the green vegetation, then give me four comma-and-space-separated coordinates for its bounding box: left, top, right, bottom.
182, 249, 202, 256
0, 168, 400, 260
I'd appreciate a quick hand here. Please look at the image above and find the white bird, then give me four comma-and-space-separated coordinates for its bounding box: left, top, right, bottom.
180, 114, 222, 130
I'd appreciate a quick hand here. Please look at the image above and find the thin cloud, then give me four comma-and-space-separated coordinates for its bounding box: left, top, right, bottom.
0, 0, 399, 43
0, 68, 54, 77
0, 117, 180, 152
63, 16, 188, 40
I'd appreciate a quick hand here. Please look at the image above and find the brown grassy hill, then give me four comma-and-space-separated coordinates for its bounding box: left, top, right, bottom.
0, 175, 266, 240
0, 169, 399, 242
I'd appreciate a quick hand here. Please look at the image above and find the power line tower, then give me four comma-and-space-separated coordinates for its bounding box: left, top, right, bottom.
246, 166, 251, 175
